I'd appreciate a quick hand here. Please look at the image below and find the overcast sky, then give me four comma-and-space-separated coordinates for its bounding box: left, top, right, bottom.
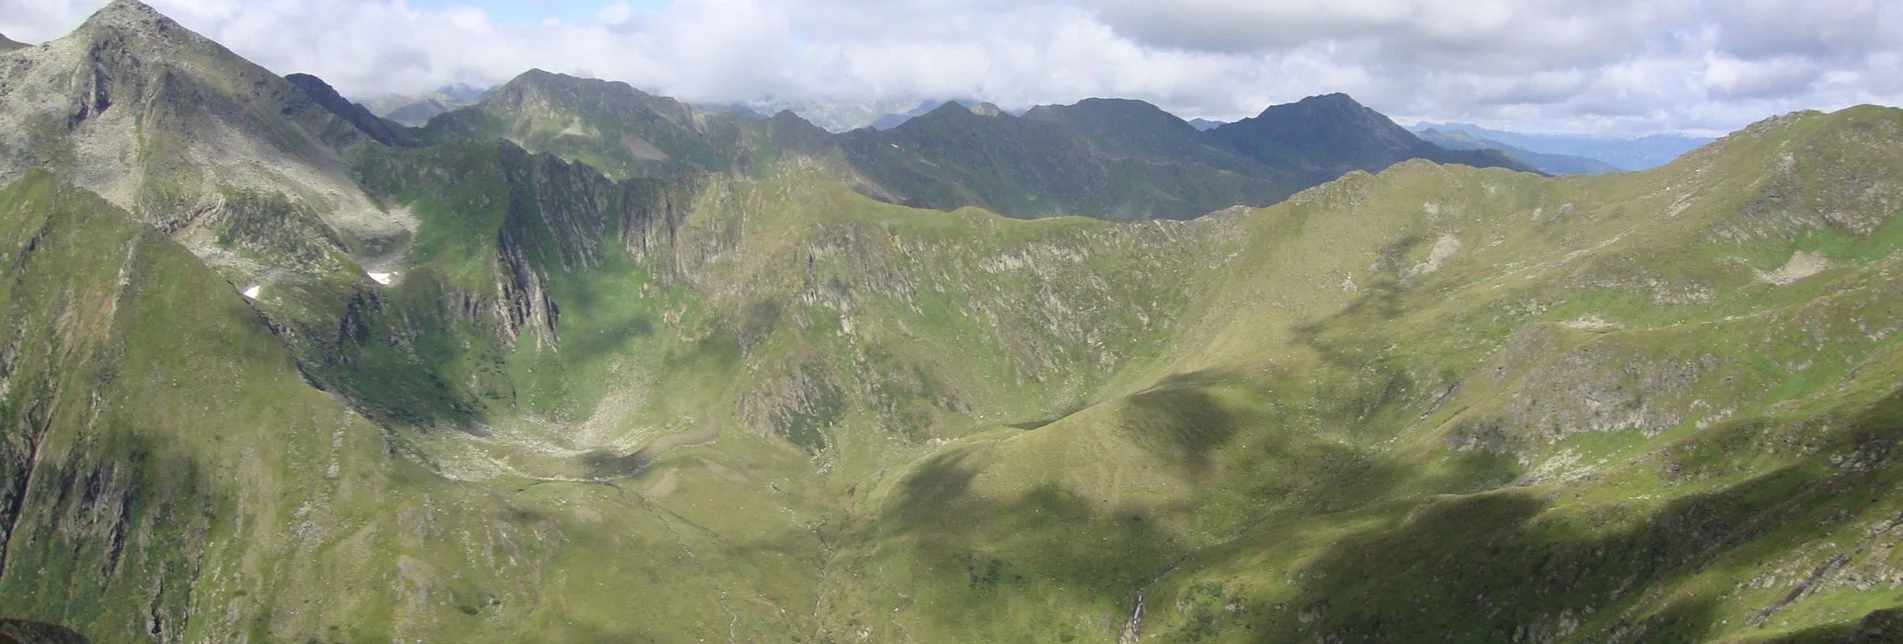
4, 0, 1900, 135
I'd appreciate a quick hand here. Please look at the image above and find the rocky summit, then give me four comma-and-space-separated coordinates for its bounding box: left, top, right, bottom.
3, 2, 1903, 643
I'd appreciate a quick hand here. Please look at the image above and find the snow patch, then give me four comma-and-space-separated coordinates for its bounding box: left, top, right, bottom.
368, 271, 395, 285
1562, 315, 1618, 332
1757, 251, 1830, 285
1406, 234, 1462, 279
242, 285, 262, 299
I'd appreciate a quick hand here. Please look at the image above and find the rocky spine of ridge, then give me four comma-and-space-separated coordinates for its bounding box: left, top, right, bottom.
284, 73, 414, 147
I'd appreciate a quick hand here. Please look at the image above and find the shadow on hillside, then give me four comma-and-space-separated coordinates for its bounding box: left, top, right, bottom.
1289, 275, 1405, 367
1119, 369, 1247, 479
872, 363, 1509, 638
882, 447, 1191, 638
1283, 233, 1441, 367
1764, 607, 1903, 643
998, 353, 1252, 434
0, 620, 90, 644
0, 428, 215, 642
1006, 401, 1086, 431
545, 264, 658, 361
579, 449, 654, 480
1239, 392, 1903, 643
295, 282, 490, 432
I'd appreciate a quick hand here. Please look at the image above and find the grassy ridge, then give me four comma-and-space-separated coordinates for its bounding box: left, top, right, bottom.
810, 106, 1903, 642
5, 97, 1903, 644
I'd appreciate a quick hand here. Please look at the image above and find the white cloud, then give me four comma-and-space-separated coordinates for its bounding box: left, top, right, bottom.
1703, 55, 1822, 100
0, 0, 1898, 135
596, 1, 633, 26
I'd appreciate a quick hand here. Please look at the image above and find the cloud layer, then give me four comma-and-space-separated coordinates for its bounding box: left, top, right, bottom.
4, 0, 1899, 134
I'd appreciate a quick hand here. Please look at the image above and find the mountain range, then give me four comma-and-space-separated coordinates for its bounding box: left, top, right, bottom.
406, 70, 1531, 221
1411, 121, 1717, 171
869, 99, 958, 130
362, 83, 492, 127
5, 2, 1903, 643
686, 99, 1706, 177
1416, 127, 1623, 175
695, 96, 952, 133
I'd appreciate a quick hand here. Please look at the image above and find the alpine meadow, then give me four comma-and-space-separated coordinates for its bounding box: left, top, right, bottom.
3, 1, 1903, 642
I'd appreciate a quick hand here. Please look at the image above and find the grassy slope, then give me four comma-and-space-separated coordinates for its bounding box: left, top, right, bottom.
351, 104, 1903, 643
0, 171, 414, 640
286, 104, 1903, 642
0, 171, 823, 643
809, 106, 1903, 643
6, 101, 1903, 644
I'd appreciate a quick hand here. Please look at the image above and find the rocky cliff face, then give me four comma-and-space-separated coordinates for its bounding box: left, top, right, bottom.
0, 0, 410, 283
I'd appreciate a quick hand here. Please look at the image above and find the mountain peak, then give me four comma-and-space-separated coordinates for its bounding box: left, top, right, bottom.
1264, 92, 1371, 118
918, 100, 1010, 119
78, 0, 178, 35
67, 0, 229, 59
504, 68, 565, 90
0, 32, 28, 51
1064, 97, 1172, 116
767, 108, 829, 133
921, 100, 977, 119
497, 68, 670, 106
1021, 97, 1197, 137
1301, 92, 1361, 105
1209, 91, 1532, 179
505, 68, 611, 91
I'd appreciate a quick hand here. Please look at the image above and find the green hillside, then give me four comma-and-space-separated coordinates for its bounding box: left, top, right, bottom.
815, 107, 1903, 642
3, 3, 1903, 643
